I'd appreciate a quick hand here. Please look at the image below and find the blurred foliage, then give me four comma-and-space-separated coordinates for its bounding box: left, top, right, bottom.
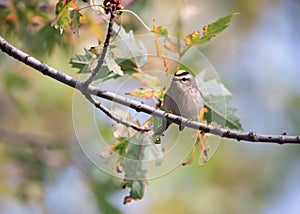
0, 0, 74, 55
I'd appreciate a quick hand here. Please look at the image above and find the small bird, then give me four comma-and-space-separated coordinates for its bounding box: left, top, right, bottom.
154, 70, 204, 135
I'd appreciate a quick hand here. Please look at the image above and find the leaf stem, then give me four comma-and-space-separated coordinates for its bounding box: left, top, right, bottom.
120, 9, 151, 32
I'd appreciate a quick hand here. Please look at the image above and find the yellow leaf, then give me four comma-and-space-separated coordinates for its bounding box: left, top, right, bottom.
184, 31, 201, 45
126, 87, 157, 100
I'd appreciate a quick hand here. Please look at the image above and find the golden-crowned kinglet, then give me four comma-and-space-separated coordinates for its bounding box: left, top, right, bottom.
154, 70, 204, 135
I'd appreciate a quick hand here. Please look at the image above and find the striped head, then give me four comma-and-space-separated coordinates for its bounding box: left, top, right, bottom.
172, 70, 197, 91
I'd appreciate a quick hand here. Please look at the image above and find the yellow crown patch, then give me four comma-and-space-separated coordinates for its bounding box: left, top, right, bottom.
175, 70, 190, 76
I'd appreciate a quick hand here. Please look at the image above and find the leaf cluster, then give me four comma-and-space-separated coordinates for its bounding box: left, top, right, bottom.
0, 0, 75, 55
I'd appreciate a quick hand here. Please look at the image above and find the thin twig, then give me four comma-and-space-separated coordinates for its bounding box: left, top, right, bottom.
83, 12, 115, 86
82, 91, 150, 131
120, 9, 151, 32
1, 36, 300, 144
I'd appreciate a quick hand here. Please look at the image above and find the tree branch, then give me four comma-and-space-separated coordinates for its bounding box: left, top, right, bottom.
1, 36, 300, 144
0, 36, 148, 132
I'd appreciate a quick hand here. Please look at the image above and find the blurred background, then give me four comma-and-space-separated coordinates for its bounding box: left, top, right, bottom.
1, 0, 300, 213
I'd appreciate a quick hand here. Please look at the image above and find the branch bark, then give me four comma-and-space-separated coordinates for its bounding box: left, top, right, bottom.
1, 36, 300, 144
83, 12, 115, 86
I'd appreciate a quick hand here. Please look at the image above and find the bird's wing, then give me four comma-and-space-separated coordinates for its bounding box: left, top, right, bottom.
163, 93, 180, 115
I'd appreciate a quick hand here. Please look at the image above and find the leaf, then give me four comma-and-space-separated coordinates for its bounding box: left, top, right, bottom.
112, 23, 148, 70
70, 9, 81, 37
120, 133, 148, 203
55, 0, 66, 15
196, 71, 242, 130
68, 0, 79, 10
111, 117, 163, 204
131, 73, 160, 88
70, 22, 149, 79
184, 31, 201, 45
184, 12, 239, 45
52, 2, 70, 34
126, 87, 161, 100
113, 119, 137, 139
182, 131, 209, 166
110, 137, 129, 156
106, 51, 124, 76
203, 96, 242, 130
197, 70, 232, 97
70, 48, 94, 73
151, 20, 168, 36
123, 180, 145, 204
126, 73, 165, 100
70, 48, 138, 79
202, 12, 239, 40
151, 20, 169, 72
52, 0, 79, 34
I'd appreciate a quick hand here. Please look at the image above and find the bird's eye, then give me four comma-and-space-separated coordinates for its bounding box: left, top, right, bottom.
181, 77, 188, 82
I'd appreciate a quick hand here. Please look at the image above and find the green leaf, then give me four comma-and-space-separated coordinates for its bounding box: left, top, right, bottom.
70, 9, 81, 37
152, 20, 169, 36
55, 1, 65, 15
203, 12, 239, 38
52, 2, 71, 34
185, 12, 239, 45
112, 23, 148, 70
196, 71, 242, 130
106, 51, 124, 76
70, 48, 93, 73
203, 96, 242, 130
70, 23, 149, 80
52, 0, 79, 34
70, 48, 140, 80
184, 31, 201, 45
110, 137, 129, 156
130, 180, 145, 199
110, 115, 163, 203
122, 180, 145, 204
197, 71, 232, 97
118, 132, 163, 203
